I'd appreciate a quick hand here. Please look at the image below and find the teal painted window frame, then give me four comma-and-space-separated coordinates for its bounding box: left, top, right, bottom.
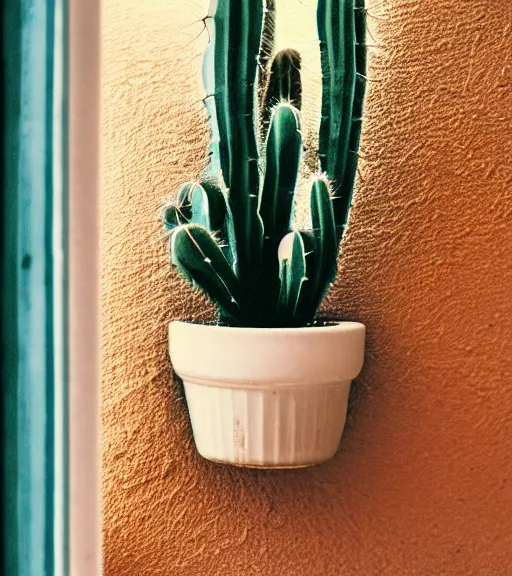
2, 0, 68, 574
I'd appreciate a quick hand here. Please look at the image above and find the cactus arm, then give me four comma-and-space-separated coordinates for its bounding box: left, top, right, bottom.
259, 103, 302, 244
262, 49, 302, 130
317, 0, 358, 240
161, 180, 238, 273
195, 181, 237, 272
170, 224, 243, 321
189, 181, 237, 269
284, 181, 337, 325
277, 231, 307, 323
189, 184, 213, 230
190, 181, 227, 231
341, 0, 366, 214
310, 178, 338, 309
251, 103, 302, 321
161, 181, 226, 231
295, 231, 319, 325
211, 0, 264, 272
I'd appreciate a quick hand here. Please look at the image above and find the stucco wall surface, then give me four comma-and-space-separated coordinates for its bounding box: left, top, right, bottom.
101, 1, 512, 574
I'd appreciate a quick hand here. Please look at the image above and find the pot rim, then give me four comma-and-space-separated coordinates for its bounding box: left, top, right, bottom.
169, 320, 366, 387
169, 319, 365, 334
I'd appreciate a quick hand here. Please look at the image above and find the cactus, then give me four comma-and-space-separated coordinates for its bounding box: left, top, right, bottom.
170, 224, 244, 324
161, 0, 366, 328
261, 49, 302, 130
318, 0, 367, 241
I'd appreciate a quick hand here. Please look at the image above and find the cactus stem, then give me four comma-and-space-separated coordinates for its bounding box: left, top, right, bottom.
182, 225, 242, 309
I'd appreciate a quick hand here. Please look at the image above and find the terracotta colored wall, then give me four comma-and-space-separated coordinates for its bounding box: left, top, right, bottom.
101, 1, 512, 574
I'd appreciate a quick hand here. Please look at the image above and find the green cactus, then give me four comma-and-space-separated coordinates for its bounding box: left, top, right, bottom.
277, 231, 308, 324
261, 49, 302, 130
260, 103, 302, 259
161, 0, 366, 327
318, 0, 367, 241
170, 224, 244, 324
309, 177, 338, 311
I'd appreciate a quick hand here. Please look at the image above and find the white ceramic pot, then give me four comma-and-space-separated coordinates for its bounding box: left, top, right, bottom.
169, 321, 365, 468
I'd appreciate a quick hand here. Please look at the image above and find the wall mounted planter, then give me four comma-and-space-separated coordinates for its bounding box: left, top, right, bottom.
169, 321, 365, 468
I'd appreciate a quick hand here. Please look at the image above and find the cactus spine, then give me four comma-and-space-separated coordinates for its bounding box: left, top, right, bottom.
161, 0, 366, 327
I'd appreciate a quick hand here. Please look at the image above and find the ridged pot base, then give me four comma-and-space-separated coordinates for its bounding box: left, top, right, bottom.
169, 321, 365, 468
183, 380, 352, 468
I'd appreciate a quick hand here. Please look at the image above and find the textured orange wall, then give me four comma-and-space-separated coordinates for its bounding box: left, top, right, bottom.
101, 1, 512, 574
